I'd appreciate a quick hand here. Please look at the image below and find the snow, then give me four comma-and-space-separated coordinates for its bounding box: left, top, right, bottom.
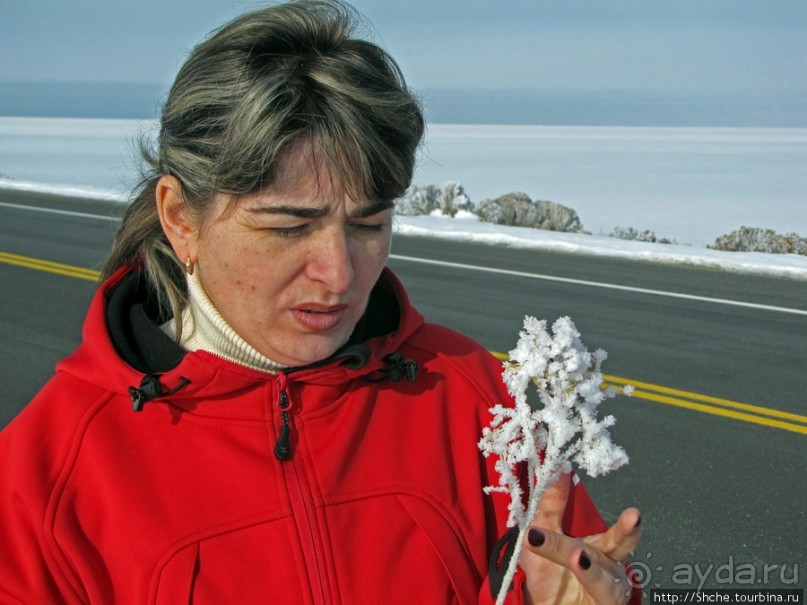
2, 176, 804, 281
394, 212, 807, 281
416, 124, 807, 249
1, 117, 805, 281
0, 178, 125, 201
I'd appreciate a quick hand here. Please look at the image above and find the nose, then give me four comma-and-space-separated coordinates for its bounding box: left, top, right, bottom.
305, 227, 354, 294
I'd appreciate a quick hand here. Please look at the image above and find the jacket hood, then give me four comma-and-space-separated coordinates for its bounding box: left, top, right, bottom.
57, 266, 425, 404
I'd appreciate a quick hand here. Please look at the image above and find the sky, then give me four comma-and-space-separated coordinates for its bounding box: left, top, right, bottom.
1, 0, 806, 125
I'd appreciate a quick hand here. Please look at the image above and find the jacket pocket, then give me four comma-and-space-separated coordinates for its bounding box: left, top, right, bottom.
396, 494, 481, 604
150, 519, 309, 604
152, 542, 199, 605
326, 492, 481, 605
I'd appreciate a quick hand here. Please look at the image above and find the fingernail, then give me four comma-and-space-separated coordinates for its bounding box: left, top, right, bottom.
528, 528, 545, 547
579, 551, 592, 570
635, 514, 642, 528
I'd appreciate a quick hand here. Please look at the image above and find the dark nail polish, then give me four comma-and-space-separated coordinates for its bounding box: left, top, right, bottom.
528, 528, 545, 547
579, 551, 592, 570
635, 514, 642, 528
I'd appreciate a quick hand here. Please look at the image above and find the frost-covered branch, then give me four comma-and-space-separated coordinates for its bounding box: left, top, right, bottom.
478, 316, 629, 604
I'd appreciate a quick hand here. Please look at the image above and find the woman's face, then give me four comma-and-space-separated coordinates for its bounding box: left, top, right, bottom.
176, 149, 393, 367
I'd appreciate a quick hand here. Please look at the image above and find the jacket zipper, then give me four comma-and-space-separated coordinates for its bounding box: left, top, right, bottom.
274, 390, 292, 460
273, 374, 332, 605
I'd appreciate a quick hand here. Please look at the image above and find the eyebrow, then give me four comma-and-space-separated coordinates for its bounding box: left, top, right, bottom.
246, 199, 395, 219
247, 205, 329, 219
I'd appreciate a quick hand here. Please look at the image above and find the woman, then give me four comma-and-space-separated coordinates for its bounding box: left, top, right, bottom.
0, 1, 640, 603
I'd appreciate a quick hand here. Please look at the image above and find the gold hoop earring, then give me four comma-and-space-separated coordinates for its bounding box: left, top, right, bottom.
185, 257, 194, 275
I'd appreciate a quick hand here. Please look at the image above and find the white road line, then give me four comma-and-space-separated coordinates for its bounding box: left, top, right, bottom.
4, 200, 804, 317
0, 201, 120, 222
389, 254, 807, 316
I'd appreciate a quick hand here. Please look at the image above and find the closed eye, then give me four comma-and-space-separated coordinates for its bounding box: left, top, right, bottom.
351, 222, 386, 233
269, 224, 309, 238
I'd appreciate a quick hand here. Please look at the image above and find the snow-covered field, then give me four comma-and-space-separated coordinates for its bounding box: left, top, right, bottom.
1, 117, 806, 280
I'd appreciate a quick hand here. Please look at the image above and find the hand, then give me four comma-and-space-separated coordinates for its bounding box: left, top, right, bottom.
519, 473, 642, 605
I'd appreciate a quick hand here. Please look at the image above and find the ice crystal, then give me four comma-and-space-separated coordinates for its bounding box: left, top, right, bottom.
478, 316, 629, 604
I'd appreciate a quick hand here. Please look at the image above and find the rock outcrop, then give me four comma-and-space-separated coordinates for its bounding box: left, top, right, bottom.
395, 184, 440, 216
396, 182, 472, 217
475, 192, 585, 233
711, 226, 807, 255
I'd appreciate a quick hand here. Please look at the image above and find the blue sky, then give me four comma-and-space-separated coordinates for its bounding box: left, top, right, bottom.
1, 0, 805, 125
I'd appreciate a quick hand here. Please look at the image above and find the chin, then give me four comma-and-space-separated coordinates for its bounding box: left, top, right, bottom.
286, 337, 346, 367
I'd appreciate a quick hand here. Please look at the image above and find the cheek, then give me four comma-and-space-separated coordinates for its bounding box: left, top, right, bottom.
242, 244, 310, 300
356, 237, 390, 276
368, 228, 392, 258
199, 233, 268, 296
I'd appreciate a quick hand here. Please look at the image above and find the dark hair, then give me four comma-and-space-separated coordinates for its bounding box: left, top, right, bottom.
103, 0, 424, 327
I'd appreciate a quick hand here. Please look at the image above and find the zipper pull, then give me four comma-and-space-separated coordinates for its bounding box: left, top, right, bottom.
274, 390, 292, 460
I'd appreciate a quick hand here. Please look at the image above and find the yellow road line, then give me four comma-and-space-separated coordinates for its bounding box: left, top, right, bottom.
0, 252, 100, 281
5, 252, 804, 435
607, 384, 807, 436
605, 374, 807, 425
491, 350, 806, 436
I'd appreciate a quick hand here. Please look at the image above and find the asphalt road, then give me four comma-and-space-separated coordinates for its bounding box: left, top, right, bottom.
2, 190, 805, 592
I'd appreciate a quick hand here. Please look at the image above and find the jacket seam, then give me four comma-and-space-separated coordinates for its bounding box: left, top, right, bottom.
395, 493, 476, 602
320, 485, 479, 584
0, 587, 26, 605
148, 510, 291, 600
44, 388, 118, 604
277, 410, 339, 605
406, 333, 506, 403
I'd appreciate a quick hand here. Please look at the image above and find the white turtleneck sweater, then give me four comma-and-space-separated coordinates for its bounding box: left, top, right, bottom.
162, 271, 288, 374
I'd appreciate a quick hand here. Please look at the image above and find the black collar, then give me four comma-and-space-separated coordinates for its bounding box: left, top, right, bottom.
105, 268, 401, 375
105, 270, 186, 374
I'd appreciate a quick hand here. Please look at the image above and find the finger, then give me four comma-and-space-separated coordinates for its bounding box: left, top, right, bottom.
531, 472, 571, 533
524, 527, 629, 604
588, 507, 642, 562
570, 548, 632, 605
525, 526, 621, 578
524, 525, 584, 568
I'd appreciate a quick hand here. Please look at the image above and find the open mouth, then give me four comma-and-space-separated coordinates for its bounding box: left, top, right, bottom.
293, 306, 347, 331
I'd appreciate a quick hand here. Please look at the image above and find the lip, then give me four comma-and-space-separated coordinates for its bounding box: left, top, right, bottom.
292, 304, 348, 332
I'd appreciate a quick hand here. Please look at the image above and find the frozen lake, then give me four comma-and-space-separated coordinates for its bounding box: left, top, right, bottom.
1, 117, 806, 247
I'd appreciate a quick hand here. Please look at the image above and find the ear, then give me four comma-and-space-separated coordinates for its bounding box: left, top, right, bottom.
155, 175, 198, 262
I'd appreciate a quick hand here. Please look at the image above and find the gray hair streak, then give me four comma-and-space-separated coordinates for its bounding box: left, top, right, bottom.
104, 0, 424, 329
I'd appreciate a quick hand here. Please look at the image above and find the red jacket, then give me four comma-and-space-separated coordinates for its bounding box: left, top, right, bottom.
0, 267, 608, 604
